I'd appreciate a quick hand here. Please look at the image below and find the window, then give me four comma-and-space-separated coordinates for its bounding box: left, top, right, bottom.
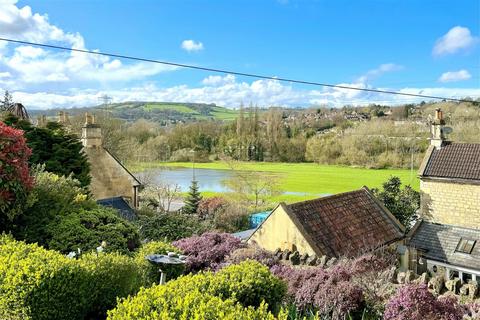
455, 238, 476, 254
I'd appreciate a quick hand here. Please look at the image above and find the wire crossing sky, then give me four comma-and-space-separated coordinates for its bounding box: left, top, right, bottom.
0, 37, 473, 103
0, 1, 478, 109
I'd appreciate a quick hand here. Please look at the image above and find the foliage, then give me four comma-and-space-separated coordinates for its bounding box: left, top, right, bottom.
47, 206, 140, 254
3, 114, 91, 186
371, 176, 420, 229
12, 166, 92, 245
108, 260, 285, 320
173, 232, 245, 272
197, 196, 227, 218
0, 121, 33, 225
0, 235, 143, 320
212, 202, 251, 233
383, 284, 464, 320
225, 246, 280, 268
183, 179, 203, 214
78, 252, 143, 319
210, 260, 287, 312
134, 241, 184, 286
135, 209, 212, 241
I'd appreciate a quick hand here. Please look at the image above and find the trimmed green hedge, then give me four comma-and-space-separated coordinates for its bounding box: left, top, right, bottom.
47, 207, 140, 255
134, 241, 184, 286
108, 260, 286, 319
0, 235, 143, 320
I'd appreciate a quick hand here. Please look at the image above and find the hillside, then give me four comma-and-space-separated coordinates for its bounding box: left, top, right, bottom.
30, 102, 239, 124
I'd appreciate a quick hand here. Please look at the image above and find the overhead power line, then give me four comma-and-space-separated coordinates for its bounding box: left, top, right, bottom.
0, 37, 475, 103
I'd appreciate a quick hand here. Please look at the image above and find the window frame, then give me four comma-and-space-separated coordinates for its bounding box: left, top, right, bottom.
455, 238, 476, 254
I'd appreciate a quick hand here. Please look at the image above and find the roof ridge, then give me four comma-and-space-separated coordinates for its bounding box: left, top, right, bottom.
286, 188, 366, 208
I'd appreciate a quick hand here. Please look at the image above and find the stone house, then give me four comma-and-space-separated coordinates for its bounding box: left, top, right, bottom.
406, 108, 480, 283
247, 187, 405, 258
81, 114, 141, 208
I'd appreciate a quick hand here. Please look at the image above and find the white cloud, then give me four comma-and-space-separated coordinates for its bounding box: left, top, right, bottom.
12, 76, 480, 110
433, 26, 478, 56
0, 71, 11, 78
357, 63, 403, 84
202, 74, 235, 86
0, 1, 177, 89
181, 39, 204, 52
438, 69, 472, 83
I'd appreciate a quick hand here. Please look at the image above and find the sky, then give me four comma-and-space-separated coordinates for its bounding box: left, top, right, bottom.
0, 0, 479, 109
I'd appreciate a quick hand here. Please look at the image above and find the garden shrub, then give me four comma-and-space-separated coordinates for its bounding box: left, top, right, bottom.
0, 235, 90, 320
108, 260, 284, 319
134, 241, 184, 286
384, 284, 464, 320
135, 210, 212, 241
173, 232, 244, 272
0, 236, 144, 320
211, 260, 286, 312
0, 121, 33, 226
79, 252, 143, 319
13, 167, 94, 245
47, 206, 140, 254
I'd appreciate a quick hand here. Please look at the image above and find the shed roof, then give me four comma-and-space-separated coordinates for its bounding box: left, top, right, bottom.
420, 143, 480, 182
283, 187, 405, 257
408, 220, 480, 271
97, 196, 136, 221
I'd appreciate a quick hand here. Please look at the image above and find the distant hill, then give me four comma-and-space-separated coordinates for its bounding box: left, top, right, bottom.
30, 102, 239, 124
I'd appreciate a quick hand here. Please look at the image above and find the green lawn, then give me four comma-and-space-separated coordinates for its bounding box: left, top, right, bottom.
131, 161, 419, 203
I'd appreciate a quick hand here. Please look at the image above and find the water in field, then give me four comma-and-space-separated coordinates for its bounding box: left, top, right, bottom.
138, 167, 234, 192
137, 166, 329, 197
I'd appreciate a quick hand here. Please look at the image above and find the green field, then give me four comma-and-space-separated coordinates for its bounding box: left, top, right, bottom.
132, 161, 419, 203
144, 103, 198, 113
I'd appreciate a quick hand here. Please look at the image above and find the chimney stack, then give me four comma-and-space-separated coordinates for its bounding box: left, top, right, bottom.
81, 113, 102, 148
430, 108, 446, 149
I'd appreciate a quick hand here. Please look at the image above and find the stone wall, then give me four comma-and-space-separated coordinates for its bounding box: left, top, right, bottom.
248, 203, 317, 256
85, 147, 138, 203
420, 179, 480, 229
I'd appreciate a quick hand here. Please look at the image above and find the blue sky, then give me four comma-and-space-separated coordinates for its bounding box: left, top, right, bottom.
0, 0, 479, 109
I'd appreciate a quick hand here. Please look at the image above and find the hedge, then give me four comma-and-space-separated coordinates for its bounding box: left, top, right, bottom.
0, 235, 143, 320
108, 260, 286, 319
134, 241, 185, 286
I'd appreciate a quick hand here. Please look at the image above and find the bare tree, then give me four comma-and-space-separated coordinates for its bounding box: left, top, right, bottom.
222, 160, 282, 211
142, 183, 182, 213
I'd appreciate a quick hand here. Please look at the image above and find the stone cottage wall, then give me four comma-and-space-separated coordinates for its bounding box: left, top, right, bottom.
421, 179, 480, 229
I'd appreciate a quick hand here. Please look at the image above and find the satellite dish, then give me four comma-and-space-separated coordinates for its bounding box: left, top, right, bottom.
443, 127, 453, 134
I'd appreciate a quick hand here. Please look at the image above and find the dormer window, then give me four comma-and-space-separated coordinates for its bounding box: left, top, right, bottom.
455, 238, 476, 254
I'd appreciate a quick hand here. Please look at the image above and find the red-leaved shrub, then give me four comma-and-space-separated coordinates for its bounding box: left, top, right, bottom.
0, 121, 33, 222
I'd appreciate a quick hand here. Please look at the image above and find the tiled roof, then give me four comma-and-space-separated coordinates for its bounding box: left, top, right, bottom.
285, 187, 405, 258
409, 221, 480, 271
422, 143, 480, 181
97, 197, 136, 221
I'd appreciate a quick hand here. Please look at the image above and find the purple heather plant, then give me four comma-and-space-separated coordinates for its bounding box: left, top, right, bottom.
383, 284, 464, 320
172, 232, 244, 272
225, 246, 280, 268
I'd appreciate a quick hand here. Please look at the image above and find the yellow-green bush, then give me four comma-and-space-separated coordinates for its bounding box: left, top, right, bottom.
79, 252, 143, 318
134, 241, 184, 286
108, 260, 286, 319
0, 235, 90, 320
0, 235, 144, 320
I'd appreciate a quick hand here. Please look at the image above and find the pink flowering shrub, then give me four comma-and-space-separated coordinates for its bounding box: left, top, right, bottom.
271, 264, 363, 318
173, 232, 244, 272
384, 284, 464, 320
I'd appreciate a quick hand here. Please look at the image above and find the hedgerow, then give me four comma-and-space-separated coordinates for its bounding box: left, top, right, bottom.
108, 260, 286, 319
0, 235, 143, 320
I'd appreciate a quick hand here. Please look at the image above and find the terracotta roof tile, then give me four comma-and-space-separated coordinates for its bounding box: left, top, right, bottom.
286, 188, 404, 258
423, 143, 480, 181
